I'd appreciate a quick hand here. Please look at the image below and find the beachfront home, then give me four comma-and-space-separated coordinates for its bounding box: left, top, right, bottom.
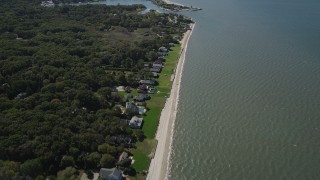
125, 102, 139, 114
150, 67, 161, 73
134, 94, 150, 102
139, 80, 157, 85
99, 168, 123, 180
158, 46, 168, 52
129, 116, 143, 129
169, 42, 175, 47
153, 60, 163, 68
158, 51, 168, 56
158, 56, 164, 61
158, 46, 168, 56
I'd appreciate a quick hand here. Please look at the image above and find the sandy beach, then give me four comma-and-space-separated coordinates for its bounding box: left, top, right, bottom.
147, 23, 195, 180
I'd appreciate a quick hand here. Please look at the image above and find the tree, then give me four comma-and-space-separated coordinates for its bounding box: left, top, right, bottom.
123, 167, 136, 176
76, 90, 100, 110
0, 160, 20, 179
60, 156, 75, 168
85, 152, 101, 169
98, 144, 117, 155
85, 169, 94, 179
116, 158, 131, 168
133, 129, 145, 141
20, 159, 43, 177
57, 167, 80, 180
100, 154, 115, 168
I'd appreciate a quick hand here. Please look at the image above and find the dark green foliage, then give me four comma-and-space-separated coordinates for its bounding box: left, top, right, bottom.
20, 159, 43, 177
100, 154, 115, 168
0, 0, 190, 178
116, 158, 132, 168
123, 167, 136, 176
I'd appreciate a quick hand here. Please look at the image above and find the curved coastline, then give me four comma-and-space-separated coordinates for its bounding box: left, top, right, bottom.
162, 0, 184, 6
147, 23, 195, 180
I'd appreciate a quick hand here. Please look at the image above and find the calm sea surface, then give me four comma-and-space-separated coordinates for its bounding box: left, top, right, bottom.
168, 0, 320, 179
99, 0, 320, 179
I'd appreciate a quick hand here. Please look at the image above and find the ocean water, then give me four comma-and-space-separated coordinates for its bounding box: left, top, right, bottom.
167, 0, 320, 179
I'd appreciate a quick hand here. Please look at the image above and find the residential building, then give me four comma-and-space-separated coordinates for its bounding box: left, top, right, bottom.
129, 116, 143, 129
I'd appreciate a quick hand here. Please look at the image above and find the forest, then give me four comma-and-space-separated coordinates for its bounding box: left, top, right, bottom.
0, 0, 192, 179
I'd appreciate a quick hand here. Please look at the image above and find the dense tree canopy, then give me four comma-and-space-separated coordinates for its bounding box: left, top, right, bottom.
0, 0, 192, 178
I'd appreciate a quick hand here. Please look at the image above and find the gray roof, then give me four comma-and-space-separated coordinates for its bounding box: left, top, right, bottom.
139, 80, 156, 85
150, 67, 161, 73
152, 63, 163, 68
159, 46, 168, 52
99, 168, 122, 180
126, 102, 139, 113
134, 94, 150, 102
129, 116, 143, 128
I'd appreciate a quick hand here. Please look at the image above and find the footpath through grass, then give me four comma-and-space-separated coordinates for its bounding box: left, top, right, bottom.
130, 45, 181, 179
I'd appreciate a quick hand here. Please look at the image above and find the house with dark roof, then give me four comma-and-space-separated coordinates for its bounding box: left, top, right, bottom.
150, 67, 161, 73
125, 102, 139, 114
154, 59, 163, 63
169, 42, 175, 47
158, 51, 168, 56
129, 116, 143, 129
153, 60, 163, 68
134, 94, 150, 102
157, 56, 165, 61
137, 84, 148, 93
99, 168, 123, 180
158, 46, 168, 52
139, 80, 157, 85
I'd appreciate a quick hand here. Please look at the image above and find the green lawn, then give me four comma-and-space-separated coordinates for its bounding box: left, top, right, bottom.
142, 45, 181, 138
131, 139, 157, 172
131, 151, 149, 172
129, 45, 182, 179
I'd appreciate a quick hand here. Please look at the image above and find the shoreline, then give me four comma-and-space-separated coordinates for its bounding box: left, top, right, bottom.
147, 23, 195, 180
162, 0, 184, 6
